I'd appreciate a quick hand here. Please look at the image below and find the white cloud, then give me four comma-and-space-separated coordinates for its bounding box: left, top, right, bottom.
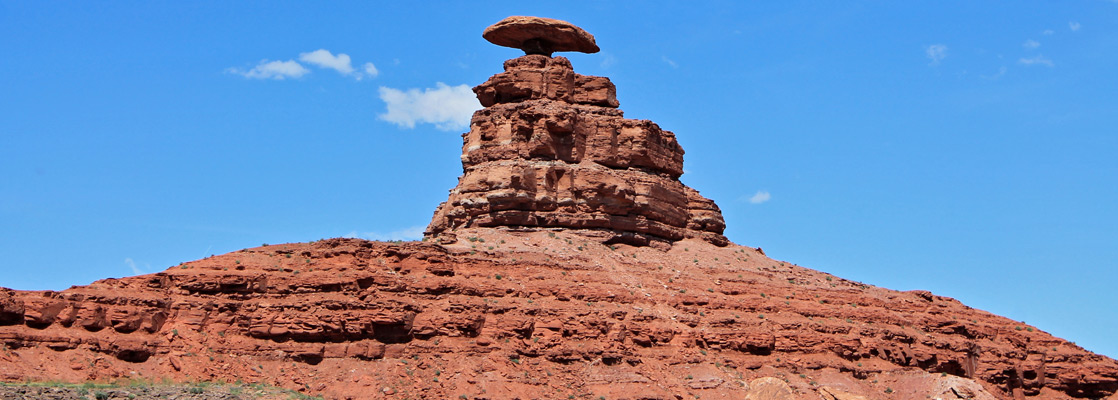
230, 49, 376, 81
344, 226, 426, 242
661, 55, 678, 68
1042, 29, 1055, 35
378, 83, 480, 131
227, 59, 310, 80
1019, 55, 1055, 67
299, 49, 355, 75
363, 62, 379, 78
1069, 21, 1081, 31
1023, 39, 1040, 49
298, 49, 378, 80
925, 44, 948, 65
124, 257, 144, 275
747, 191, 771, 204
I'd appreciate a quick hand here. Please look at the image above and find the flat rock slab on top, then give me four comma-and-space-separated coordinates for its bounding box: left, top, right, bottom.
483, 16, 600, 55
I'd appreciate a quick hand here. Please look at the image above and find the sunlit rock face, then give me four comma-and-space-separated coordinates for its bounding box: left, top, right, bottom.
426, 54, 728, 248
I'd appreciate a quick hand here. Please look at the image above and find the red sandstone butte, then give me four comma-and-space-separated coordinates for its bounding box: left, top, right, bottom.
2, 16, 1117, 400
426, 54, 728, 248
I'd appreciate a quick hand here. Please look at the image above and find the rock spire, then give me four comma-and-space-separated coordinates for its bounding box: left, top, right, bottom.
427, 17, 728, 248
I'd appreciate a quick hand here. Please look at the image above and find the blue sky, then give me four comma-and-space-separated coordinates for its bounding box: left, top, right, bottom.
2, 2, 1116, 358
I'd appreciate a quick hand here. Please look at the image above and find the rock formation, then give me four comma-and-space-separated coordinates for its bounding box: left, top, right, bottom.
2, 16, 1117, 400
483, 16, 601, 56
427, 18, 727, 248
2, 235, 1116, 399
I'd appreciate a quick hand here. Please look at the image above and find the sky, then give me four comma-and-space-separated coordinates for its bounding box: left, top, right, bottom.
2, 1, 1116, 359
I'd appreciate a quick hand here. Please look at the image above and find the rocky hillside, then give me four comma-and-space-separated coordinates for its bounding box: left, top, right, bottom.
2, 233, 1116, 399
2, 16, 1116, 400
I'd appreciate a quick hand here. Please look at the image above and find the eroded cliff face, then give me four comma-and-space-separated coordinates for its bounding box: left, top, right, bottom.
426, 55, 728, 247
1, 234, 1116, 400
3, 16, 1118, 400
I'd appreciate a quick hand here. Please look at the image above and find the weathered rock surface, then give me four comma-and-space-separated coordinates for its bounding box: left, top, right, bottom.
483, 16, 600, 55
426, 54, 728, 247
1, 233, 1115, 399
2, 15, 1117, 400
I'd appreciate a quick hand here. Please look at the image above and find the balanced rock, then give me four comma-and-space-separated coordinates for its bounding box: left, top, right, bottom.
426, 53, 728, 247
483, 16, 600, 56
2, 15, 1117, 400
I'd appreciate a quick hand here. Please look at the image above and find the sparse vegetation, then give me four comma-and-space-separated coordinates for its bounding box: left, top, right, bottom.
0, 380, 320, 399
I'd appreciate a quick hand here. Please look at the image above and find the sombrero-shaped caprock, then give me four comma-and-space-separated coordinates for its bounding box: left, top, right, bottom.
482, 16, 600, 56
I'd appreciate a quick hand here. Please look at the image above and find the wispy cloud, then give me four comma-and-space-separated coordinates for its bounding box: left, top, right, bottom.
744, 190, 771, 204
378, 83, 480, 131
925, 44, 948, 65
1019, 55, 1055, 67
298, 49, 378, 80
363, 62, 379, 78
226, 59, 310, 80
230, 49, 377, 81
1023, 39, 1041, 49
1069, 21, 1081, 31
124, 257, 145, 275
661, 55, 678, 68
1042, 29, 1055, 36
982, 66, 1008, 80
344, 226, 426, 241
299, 49, 354, 75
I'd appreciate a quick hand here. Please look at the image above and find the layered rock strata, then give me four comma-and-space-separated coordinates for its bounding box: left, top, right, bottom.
2, 15, 1117, 400
1, 234, 1116, 399
426, 55, 728, 247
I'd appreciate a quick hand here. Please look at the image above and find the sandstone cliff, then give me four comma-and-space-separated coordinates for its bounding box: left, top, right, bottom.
1, 16, 1116, 400
426, 54, 728, 248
